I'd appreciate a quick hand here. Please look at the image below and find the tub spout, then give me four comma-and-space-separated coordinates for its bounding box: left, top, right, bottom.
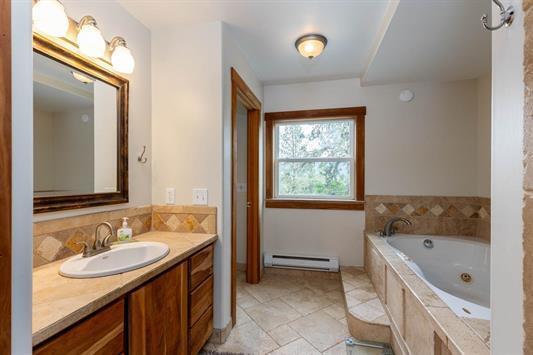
380, 217, 412, 237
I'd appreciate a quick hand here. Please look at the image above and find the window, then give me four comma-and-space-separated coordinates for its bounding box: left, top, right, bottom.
265, 107, 366, 210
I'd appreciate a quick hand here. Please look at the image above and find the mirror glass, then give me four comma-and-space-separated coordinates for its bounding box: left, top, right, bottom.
33, 52, 118, 197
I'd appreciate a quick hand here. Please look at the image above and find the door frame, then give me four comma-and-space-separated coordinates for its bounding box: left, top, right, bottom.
0, 0, 12, 351
230, 68, 261, 326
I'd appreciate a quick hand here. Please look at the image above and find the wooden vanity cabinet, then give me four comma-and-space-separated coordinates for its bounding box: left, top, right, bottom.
128, 261, 188, 355
128, 244, 214, 355
33, 243, 215, 355
33, 299, 125, 355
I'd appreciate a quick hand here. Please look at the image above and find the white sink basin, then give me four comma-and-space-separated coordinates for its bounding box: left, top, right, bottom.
59, 241, 170, 278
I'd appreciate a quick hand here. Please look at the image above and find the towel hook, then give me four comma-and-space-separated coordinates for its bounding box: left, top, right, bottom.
138, 145, 148, 163
481, 0, 514, 31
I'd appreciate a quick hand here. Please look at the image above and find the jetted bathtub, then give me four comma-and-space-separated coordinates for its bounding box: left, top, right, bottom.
385, 234, 490, 320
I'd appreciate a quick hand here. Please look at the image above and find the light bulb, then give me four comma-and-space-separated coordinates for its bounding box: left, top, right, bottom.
110, 38, 135, 74
77, 16, 106, 58
32, 0, 69, 37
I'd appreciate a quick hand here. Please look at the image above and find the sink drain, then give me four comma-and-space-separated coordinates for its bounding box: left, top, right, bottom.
460, 272, 472, 283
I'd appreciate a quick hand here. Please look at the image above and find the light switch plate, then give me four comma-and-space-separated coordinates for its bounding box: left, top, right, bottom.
192, 188, 208, 205
237, 183, 247, 192
165, 187, 175, 204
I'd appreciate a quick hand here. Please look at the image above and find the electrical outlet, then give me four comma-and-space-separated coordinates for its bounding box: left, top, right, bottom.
192, 188, 208, 205
165, 187, 175, 204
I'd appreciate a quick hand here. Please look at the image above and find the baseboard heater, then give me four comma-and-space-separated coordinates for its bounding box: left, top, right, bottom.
264, 253, 339, 272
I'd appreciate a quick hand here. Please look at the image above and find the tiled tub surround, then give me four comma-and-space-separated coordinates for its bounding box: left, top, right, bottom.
340, 267, 391, 344
33, 205, 217, 267
365, 195, 491, 242
365, 234, 489, 355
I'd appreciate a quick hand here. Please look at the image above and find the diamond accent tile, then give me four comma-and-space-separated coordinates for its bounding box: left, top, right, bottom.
461, 205, 475, 218
375, 203, 387, 214
166, 215, 181, 231
37, 236, 63, 261
184, 215, 199, 231
402, 204, 415, 215
479, 207, 489, 219
430, 205, 444, 216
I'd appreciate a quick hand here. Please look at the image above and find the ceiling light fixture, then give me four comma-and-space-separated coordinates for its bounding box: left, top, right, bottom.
110, 37, 135, 74
295, 34, 327, 59
77, 16, 106, 58
32, 0, 69, 37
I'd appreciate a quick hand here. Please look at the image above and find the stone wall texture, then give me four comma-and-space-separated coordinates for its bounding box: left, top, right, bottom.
33, 205, 217, 268
365, 195, 490, 242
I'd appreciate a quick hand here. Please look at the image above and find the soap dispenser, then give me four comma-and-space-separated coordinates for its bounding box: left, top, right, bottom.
117, 217, 133, 242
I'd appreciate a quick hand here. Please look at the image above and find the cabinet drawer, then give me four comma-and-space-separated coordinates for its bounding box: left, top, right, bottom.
189, 245, 213, 290
34, 299, 124, 355
189, 306, 213, 355
190, 275, 213, 326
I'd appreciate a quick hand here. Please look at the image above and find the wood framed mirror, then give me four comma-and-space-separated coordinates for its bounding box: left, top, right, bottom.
33, 33, 129, 213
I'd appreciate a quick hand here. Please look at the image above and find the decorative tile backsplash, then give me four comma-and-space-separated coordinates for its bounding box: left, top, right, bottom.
33, 205, 217, 268
365, 195, 490, 241
152, 205, 217, 234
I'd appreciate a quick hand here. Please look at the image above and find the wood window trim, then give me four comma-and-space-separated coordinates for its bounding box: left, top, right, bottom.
265, 107, 366, 211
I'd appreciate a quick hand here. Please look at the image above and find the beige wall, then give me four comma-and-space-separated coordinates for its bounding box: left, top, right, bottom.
33, 0, 152, 221
263, 77, 490, 266
93, 81, 117, 193
151, 21, 226, 329
34, 108, 95, 194
477, 74, 491, 198
33, 109, 55, 191
152, 21, 264, 330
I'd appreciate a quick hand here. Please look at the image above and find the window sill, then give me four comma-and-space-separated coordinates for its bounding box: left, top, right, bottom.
265, 198, 364, 210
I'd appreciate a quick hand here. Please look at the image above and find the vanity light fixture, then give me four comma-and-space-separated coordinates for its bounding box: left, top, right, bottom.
32, 0, 69, 37
110, 37, 135, 74
77, 16, 106, 58
295, 34, 327, 59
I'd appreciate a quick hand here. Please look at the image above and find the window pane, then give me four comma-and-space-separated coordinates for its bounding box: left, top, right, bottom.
278, 161, 351, 198
277, 120, 352, 159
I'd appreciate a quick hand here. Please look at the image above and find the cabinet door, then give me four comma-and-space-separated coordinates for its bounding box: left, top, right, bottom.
33, 299, 125, 355
129, 262, 188, 355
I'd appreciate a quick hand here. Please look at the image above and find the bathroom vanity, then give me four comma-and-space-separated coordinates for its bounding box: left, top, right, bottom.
32, 231, 217, 355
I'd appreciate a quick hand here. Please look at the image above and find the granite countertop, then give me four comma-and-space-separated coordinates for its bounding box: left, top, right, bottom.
32, 231, 217, 346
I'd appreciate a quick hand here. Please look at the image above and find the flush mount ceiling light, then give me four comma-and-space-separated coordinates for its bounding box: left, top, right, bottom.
32, 0, 69, 37
295, 34, 327, 59
110, 37, 135, 74
77, 16, 106, 58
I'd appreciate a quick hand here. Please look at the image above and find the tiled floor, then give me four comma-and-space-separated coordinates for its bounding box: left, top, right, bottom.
202, 269, 385, 355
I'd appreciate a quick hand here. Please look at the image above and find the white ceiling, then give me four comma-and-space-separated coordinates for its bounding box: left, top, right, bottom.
363, 0, 491, 85
118, 0, 491, 85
